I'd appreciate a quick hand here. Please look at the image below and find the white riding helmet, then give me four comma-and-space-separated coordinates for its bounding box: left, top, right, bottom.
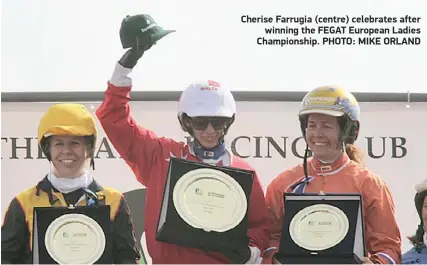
178, 80, 236, 118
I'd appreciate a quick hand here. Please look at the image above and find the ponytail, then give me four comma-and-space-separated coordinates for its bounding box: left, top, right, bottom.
345, 143, 364, 166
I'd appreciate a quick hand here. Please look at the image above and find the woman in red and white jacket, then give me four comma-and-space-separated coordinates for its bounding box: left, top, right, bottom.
96, 14, 269, 264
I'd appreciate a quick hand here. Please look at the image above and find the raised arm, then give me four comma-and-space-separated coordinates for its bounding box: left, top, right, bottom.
96, 48, 169, 186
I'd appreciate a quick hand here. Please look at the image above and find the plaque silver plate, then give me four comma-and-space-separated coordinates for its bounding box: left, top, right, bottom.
289, 204, 349, 251
44, 213, 106, 264
173, 168, 247, 232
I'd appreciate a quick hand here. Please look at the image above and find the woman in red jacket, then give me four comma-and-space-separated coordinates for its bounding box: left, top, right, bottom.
96, 15, 269, 264
263, 86, 402, 264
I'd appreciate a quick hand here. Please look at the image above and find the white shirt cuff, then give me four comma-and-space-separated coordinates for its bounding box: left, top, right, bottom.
109, 62, 133, 87
246, 246, 262, 264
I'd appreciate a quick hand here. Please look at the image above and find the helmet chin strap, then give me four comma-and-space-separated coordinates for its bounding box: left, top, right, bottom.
190, 138, 227, 160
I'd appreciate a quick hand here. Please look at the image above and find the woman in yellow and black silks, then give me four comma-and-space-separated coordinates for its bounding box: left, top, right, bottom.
1, 103, 141, 264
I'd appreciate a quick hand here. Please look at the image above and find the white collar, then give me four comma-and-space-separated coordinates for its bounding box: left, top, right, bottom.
48, 169, 93, 194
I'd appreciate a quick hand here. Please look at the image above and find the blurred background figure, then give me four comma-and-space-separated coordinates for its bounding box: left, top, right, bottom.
402, 179, 427, 264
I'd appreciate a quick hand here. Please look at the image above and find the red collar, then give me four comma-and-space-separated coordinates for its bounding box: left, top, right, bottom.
310, 153, 349, 175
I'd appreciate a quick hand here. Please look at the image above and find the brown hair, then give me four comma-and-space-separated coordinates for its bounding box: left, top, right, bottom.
41, 135, 96, 160
408, 234, 421, 247
345, 143, 365, 166
407, 229, 425, 252
83, 135, 96, 158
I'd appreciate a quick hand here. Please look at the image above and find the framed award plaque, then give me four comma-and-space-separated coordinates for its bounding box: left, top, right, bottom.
155, 157, 254, 253
32, 205, 113, 264
276, 193, 366, 264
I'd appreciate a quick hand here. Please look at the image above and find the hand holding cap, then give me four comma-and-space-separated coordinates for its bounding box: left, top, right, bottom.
119, 14, 175, 51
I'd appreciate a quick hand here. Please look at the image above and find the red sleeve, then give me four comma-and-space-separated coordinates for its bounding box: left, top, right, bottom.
362, 173, 402, 264
96, 63, 172, 186
261, 173, 287, 263
246, 172, 270, 254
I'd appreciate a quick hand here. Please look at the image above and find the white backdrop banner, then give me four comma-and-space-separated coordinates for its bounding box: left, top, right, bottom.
1, 101, 426, 254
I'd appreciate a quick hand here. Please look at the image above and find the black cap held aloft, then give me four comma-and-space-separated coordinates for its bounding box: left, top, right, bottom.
119, 14, 175, 50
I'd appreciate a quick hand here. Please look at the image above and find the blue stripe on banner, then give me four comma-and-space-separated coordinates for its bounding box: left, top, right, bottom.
377, 252, 396, 264
292, 176, 315, 194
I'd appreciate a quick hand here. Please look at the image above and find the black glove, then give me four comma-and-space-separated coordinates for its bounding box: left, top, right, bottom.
118, 47, 144, 69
